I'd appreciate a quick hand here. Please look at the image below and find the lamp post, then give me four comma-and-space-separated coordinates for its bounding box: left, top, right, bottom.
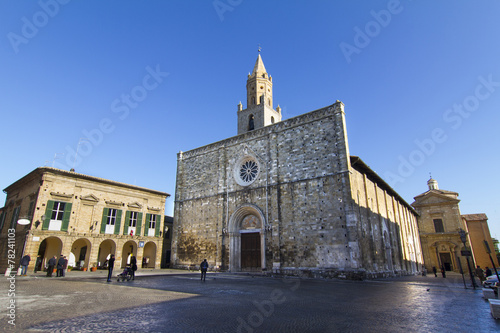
458, 228, 477, 289
483, 240, 500, 283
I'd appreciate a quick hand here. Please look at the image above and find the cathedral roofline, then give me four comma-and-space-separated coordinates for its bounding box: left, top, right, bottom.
179, 101, 344, 159
349, 156, 417, 214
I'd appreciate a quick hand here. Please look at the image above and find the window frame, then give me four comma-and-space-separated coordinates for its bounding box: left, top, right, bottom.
433, 218, 444, 233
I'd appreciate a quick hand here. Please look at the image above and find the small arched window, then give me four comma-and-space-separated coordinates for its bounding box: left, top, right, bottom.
268, 98, 271, 106
248, 115, 255, 131
251, 96, 256, 105
271, 116, 275, 124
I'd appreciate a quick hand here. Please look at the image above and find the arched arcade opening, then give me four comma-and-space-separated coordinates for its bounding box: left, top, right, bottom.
69, 238, 91, 270
37, 237, 63, 271
121, 240, 137, 268
97, 239, 116, 269
142, 242, 157, 268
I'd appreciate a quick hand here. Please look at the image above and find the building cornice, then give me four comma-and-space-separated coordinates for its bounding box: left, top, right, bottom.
3, 167, 170, 199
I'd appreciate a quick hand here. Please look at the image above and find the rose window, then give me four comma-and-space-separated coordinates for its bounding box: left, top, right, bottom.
240, 160, 259, 184
234, 155, 260, 186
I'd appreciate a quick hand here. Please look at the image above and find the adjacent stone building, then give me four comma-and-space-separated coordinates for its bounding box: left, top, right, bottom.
161, 215, 174, 268
412, 178, 498, 273
0, 167, 169, 273
172, 54, 423, 279
462, 214, 498, 270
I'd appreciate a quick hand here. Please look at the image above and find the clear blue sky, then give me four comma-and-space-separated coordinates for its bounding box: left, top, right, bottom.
1, 1, 499, 239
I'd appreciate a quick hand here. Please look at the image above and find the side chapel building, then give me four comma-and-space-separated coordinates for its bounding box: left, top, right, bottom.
412, 178, 498, 273
0, 167, 169, 273
172, 54, 423, 279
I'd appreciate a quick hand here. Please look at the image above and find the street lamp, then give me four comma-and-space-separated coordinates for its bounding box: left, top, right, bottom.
458, 228, 477, 289
483, 240, 500, 284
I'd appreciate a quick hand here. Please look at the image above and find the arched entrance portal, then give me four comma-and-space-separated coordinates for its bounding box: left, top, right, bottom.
70, 238, 91, 270
228, 204, 266, 272
432, 241, 460, 272
97, 239, 116, 269
37, 237, 63, 271
121, 241, 137, 268
143, 242, 157, 268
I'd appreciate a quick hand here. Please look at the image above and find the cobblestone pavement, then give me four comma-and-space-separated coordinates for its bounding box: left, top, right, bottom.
1, 271, 499, 332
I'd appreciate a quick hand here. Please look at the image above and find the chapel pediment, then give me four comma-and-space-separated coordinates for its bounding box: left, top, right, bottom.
412, 191, 459, 207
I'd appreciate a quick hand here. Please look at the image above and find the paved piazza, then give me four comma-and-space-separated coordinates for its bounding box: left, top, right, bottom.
1, 270, 498, 332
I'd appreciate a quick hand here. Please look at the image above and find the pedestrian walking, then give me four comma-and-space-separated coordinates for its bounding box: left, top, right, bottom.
441, 265, 446, 278
130, 255, 137, 280
200, 259, 208, 282
485, 267, 493, 277
47, 256, 56, 277
34, 255, 42, 273
57, 255, 66, 277
432, 266, 437, 277
20, 254, 30, 276
475, 266, 485, 282
107, 254, 115, 282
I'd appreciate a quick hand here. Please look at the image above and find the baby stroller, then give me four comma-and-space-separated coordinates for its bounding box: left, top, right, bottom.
117, 266, 133, 282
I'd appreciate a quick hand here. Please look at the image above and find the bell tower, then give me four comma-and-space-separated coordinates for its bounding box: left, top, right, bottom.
237, 52, 282, 135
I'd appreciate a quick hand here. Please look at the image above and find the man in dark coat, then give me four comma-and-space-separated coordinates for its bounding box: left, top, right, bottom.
130, 255, 137, 280
34, 255, 42, 273
20, 254, 30, 276
57, 255, 66, 277
200, 259, 208, 282
107, 254, 115, 282
47, 256, 57, 277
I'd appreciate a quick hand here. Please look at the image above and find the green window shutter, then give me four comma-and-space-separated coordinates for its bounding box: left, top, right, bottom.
123, 211, 130, 235
155, 215, 161, 237
28, 201, 35, 221
136, 212, 142, 235
42, 201, 55, 230
0, 211, 5, 230
100, 208, 108, 234
114, 209, 122, 235
61, 202, 72, 232
144, 213, 150, 236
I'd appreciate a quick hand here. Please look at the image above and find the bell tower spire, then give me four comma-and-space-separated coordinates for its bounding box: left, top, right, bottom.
246, 53, 273, 108
237, 51, 282, 135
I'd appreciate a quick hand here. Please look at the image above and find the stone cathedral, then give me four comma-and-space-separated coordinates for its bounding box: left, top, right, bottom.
172, 54, 423, 279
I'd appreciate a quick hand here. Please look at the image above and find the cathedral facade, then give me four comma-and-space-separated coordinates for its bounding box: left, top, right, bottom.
172, 55, 423, 279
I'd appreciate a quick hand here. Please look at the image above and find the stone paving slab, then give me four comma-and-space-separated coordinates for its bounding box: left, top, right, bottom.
0, 276, 197, 332
0, 272, 499, 332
